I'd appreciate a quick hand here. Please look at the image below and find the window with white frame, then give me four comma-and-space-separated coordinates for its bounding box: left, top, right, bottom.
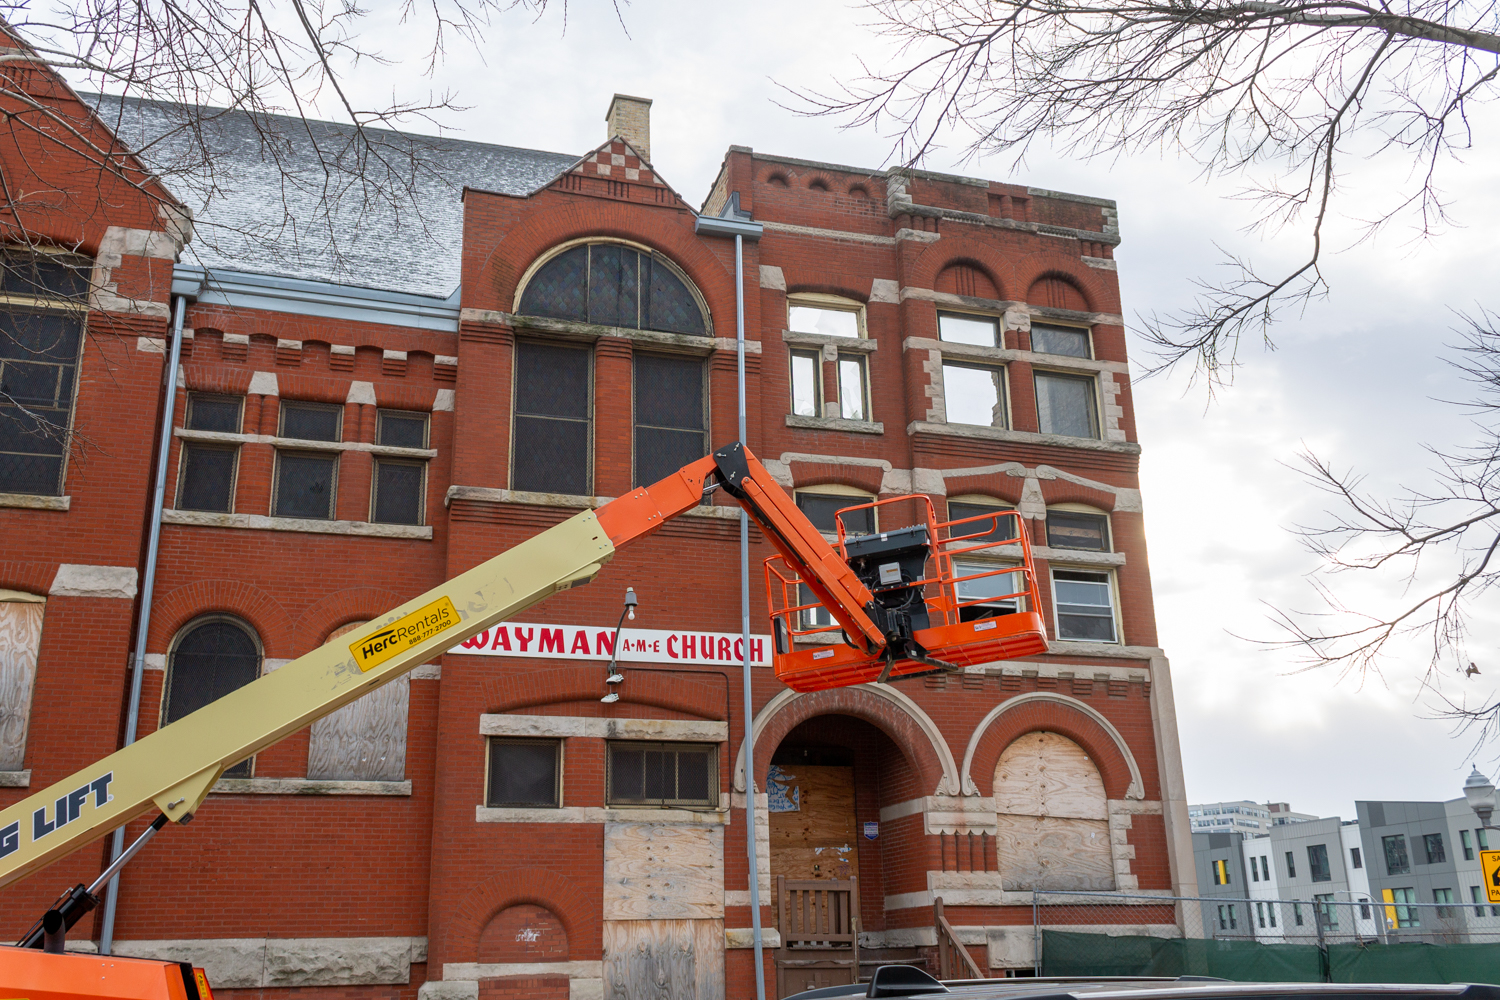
953, 559, 1022, 622
1035, 370, 1099, 439
787, 295, 870, 423
1030, 322, 1092, 358
938, 312, 999, 347
943, 362, 1007, 428
1051, 569, 1117, 642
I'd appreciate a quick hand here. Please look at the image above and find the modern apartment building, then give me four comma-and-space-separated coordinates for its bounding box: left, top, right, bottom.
1189, 800, 1275, 835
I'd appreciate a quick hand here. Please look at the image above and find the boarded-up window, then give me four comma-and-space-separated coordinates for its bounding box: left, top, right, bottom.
307, 621, 407, 781
0, 596, 44, 771
993, 731, 1114, 891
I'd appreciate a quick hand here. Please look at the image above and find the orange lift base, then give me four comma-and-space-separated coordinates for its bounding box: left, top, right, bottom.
0, 947, 212, 1000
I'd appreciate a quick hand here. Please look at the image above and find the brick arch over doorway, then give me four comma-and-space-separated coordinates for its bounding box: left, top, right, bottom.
735, 685, 962, 796
960, 692, 1148, 800
440, 865, 596, 967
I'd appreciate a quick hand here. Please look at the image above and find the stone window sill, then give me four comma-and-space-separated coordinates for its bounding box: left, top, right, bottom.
175, 428, 436, 460
785, 414, 884, 435
909, 420, 1139, 454
475, 310, 762, 355
444, 485, 739, 519
782, 330, 877, 353
964, 543, 1124, 566
0, 493, 70, 511
904, 336, 1128, 375
0, 769, 31, 787
475, 804, 728, 825
162, 509, 432, 539
213, 777, 412, 796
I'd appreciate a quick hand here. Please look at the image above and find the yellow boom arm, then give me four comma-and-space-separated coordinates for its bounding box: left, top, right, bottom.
0, 508, 614, 889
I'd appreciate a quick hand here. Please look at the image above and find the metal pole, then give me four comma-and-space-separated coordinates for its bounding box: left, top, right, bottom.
737, 231, 767, 1000
99, 294, 186, 956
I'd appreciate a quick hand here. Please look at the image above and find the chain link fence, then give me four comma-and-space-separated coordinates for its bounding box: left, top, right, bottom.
1027, 891, 1500, 982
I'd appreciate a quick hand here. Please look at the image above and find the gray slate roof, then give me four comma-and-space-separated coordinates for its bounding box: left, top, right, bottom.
86, 94, 578, 298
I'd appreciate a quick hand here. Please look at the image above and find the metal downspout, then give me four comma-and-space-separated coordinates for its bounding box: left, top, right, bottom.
99, 290, 190, 955
736, 231, 767, 1000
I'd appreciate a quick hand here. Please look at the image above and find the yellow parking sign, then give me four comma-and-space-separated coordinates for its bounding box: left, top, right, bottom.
1482, 850, 1500, 904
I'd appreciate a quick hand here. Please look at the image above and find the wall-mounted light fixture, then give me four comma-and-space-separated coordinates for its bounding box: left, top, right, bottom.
600, 587, 638, 703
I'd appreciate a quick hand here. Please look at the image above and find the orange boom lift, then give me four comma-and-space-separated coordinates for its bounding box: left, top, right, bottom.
0, 442, 1044, 998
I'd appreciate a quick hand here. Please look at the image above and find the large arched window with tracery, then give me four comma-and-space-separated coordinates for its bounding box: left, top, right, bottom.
517, 242, 708, 337
510, 241, 711, 496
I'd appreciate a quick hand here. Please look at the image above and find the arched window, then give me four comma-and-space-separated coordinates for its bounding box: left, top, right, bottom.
993, 731, 1114, 890
307, 620, 408, 781
517, 242, 708, 337
165, 615, 262, 775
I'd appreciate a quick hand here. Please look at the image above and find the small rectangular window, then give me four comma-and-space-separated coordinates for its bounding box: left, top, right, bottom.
1030, 323, 1091, 358
377, 409, 429, 449
789, 304, 859, 338
790, 349, 821, 417
513, 341, 591, 495
1359, 898, 1371, 920
954, 560, 1021, 622
1462, 830, 1474, 861
836, 354, 868, 421
1286, 851, 1297, 878
1384, 834, 1410, 875
606, 741, 717, 807
796, 491, 874, 537
1434, 887, 1455, 919
486, 737, 561, 807
1268, 902, 1277, 928
1313, 893, 1339, 930
1046, 510, 1110, 551
1387, 887, 1419, 927
279, 400, 342, 442
372, 410, 429, 526
1261, 855, 1269, 880
177, 393, 243, 513
1424, 832, 1446, 864
634, 354, 706, 487
1052, 569, 1116, 642
1308, 844, 1331, 882
1256, 901, 1266, 928
274, 452, 338, 519
1034, 371, 1098, 438
1351, 846, 1362, 869
1480, 829, 1491, 851
947, 500, 1017, 544
1293, 902, 1304, 926
1251, 857, 1260, 882
943, 362, 1006, 428
1472, 885, 1486, 918
938, 313, 999, 347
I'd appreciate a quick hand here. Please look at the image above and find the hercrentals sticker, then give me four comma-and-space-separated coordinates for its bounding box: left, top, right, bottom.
351, 597, 460, 672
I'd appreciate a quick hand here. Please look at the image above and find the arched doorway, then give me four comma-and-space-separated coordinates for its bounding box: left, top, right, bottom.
767, 714, 922, 998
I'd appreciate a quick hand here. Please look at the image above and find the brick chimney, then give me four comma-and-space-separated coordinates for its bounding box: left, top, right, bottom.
606, 94, 652, 163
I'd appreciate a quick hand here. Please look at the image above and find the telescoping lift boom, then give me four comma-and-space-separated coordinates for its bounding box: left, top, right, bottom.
0, 442, 1047, 998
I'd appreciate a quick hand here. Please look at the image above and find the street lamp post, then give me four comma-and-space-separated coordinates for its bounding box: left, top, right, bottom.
1464, 767, 1498, 829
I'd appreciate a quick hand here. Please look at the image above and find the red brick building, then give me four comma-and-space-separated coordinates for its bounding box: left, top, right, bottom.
0, 48, 1197, 1000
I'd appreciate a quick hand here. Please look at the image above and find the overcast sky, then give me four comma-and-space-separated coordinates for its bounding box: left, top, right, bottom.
150, 0, 1500, 818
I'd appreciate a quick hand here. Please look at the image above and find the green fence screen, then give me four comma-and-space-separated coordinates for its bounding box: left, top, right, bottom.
1042, 932, 1500, 984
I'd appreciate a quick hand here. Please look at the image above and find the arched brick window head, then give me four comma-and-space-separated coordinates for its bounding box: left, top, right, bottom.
165, 615, 262, 776
518, 242, 707, 336
993, 731, 1114, 890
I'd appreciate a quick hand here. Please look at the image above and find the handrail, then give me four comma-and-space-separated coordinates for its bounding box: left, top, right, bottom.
934, 896, 985, 980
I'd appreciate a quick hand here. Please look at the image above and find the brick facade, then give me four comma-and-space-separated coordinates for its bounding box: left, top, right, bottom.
0, 55, 1193, 1000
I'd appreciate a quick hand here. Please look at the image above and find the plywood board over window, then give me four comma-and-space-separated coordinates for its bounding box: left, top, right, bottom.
603, 823, 723, 920
0, 597, 43, 771
993, 731, 1114, 891
603, 918, 724, 1000
768, 765, 859, 882
307, 621, 408, 781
